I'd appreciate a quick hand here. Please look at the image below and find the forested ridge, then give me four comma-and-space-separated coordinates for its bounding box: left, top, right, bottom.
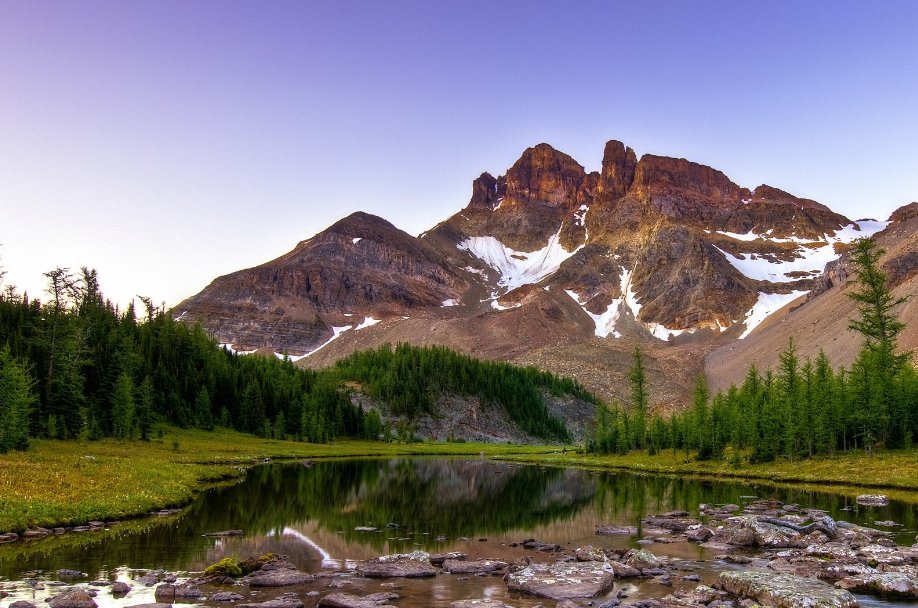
0, 267, 581, 451
590, 238, 918, 462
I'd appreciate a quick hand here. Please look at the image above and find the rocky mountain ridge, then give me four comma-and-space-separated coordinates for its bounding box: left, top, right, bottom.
175, 140, 914, 408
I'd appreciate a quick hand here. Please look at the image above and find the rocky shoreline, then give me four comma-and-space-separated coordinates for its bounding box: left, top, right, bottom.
3, 495, 917, 608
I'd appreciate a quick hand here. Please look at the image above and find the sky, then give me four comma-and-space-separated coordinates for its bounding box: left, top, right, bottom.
1, 1, 917, 309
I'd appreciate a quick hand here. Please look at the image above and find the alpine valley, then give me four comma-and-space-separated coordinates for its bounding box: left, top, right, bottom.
176, 140, 918, 410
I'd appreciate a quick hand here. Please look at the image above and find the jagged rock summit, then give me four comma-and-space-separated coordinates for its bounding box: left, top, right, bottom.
175, 140, 908, 406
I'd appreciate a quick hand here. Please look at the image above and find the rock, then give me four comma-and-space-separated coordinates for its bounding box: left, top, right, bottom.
22, 528, 51, 540
153, 584, 202, 601
0, 532, 20, 543
243, 557, 312, 587
237, 596, 304, 608
111, 582, 131, 595
204, 530, 244, 537
354, 527, 378, 533
11, 602, 38, 608
856, 494, 890, 507
448, 602, 512, 608
356, 551, 436, 578
57, 570, 87, 578
211, 593, 244, 602
47, 590, 98, 608
607, 561, 642, 578
319, 592, 398, 607
626, 549, 662, 570
685, 527, 714, 542
642, 514, 700, 532
522, 539, 563, 552
506, 561, 615, 600
430, 552, 467, 566
749, 519, 800, 548
836, 572, 918, 598
135, 575, 159, 587
442, 559, 508, 574
596, 525, 638, 536
719, 571, 858, 608
574, 546, 606, 562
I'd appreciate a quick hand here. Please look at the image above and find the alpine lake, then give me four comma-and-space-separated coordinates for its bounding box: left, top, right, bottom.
2, 458, 917, 608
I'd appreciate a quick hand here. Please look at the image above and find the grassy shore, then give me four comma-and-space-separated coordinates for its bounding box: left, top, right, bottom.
0, 427, 557, 533
6, 429, 918, 533
491, 448, 918, 503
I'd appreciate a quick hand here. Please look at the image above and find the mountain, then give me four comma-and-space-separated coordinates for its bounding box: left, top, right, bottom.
175, 141, 912, 408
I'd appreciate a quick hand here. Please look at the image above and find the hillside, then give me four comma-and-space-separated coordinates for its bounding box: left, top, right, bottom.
174, 139, 911, 409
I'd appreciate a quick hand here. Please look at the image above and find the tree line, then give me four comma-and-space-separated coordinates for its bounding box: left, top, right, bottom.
590, 238, 917, 462
0, 266, 584, 451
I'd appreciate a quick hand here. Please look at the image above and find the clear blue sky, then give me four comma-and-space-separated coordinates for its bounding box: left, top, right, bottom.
1, 1, 916, 307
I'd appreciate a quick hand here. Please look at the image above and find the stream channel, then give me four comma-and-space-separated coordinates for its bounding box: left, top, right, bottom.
1, 458, 917, 607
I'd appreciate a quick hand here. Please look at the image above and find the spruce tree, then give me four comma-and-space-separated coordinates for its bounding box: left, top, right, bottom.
0, 345, 35, 452
629, 346, 648, 449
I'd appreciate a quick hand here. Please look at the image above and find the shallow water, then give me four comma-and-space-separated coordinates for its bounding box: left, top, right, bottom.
1, 458, 916, 607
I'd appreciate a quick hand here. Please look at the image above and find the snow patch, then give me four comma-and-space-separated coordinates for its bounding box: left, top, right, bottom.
573, 204, 589, 226
458, 226, 584, 291
565, 289, 621, 338
301, 325, 352, 358
463, 266, 486, 277
173, 310, 188, 322
441, 299, 459, 307
219, 343, 257, 356
352, 237, 362, 244
493, 197, 505, 211
491, 299, 521, 311
354, 317, 380, 330
739, 291, 808, 339
715, 221, 890, 283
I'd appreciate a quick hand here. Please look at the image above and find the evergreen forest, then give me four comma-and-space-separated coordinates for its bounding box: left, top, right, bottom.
0, 267, 581, 452
589, 238, 918, 462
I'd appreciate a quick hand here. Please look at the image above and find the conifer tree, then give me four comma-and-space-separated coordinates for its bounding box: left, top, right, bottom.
0, 345, 35, 452
629, 346, 648, 448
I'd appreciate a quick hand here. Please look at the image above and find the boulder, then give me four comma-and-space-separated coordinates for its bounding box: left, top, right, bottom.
153, 584, 202, 602
719, 571, 858, 608
57, 570, 86, 579
110, 582, 131, 595
11, 602, 39, 608
574, 546, 606, 562
607, 561, 642, 578
856, 494, 889, 507
836, 572, 918, 598
430, 552, 467, 566
626, 549, 662, 570
506, 561, 614, 599
237, 596, 304, 608
442, 559, 507, 574
47, 591, 98, 608
318, 592, 398, 607
211, 593, 244, 602
243, 557, 312, 587
124, 604, 172, 608
449, 601, 512, 608
356, 551, 436, 578
595, 525, 638, 536
685, 527, 714, 542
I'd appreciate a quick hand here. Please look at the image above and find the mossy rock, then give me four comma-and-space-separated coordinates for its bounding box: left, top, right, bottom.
204, 558, 243, 578
239, 553, 280, 575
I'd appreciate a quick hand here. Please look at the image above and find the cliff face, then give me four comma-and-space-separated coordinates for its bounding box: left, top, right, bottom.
175, 140, 905, 408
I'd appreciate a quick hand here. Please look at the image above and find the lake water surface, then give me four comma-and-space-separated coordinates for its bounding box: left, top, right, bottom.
1, 458, 916, 607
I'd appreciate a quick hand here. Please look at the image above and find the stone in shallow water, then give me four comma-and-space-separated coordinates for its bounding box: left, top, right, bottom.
596, 524, 638, 536
153, 584, 202, 602
10, 602, 38, 608
836, 572, 918, 599
110, 582, 131, 595
506, 561, 615, 600
318, 592, 398, 607
430, 552, 467, 566
238, 596, 304, 608
356, 551, 436, 578
47, 590, 98, 608
448, 601, 513, 608
856, 494, 889, 507
243, 558, 312, 587
442, 559, 508, 574
719, 571, 858, 608
211, 592, 244, 602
